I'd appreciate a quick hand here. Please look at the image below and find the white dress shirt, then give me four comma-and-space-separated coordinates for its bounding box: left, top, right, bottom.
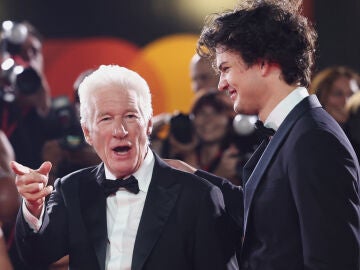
265, 87, 309, 131
104, 150, 154, 270
23, 149, 155, 270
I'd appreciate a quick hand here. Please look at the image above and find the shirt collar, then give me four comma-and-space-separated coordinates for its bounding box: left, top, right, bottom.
104, 148, 155, 193
265, 87, 309, 131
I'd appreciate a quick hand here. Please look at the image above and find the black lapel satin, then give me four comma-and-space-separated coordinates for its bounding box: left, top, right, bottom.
243, 95, 321, 234
242, 138, 269, 186
131, 153, 181, 270
79, 163, 108, 270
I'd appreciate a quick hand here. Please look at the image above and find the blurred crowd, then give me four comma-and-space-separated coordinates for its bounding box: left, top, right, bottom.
0, 21, 99, 270
309, 66, 360, 158
0, 19, 359, 270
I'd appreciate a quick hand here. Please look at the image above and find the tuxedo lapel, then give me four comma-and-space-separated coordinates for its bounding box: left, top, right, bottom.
132, 154, 181, 270
243, 95, 321, 234
79, 164, 108, 270
242, 138, 269, 186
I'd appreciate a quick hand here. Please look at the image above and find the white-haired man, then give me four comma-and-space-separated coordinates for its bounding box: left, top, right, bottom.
11, 65, 239, 270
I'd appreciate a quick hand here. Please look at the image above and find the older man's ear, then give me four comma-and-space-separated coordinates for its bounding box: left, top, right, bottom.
82, 125, 92, 145
146, 119, 153, 136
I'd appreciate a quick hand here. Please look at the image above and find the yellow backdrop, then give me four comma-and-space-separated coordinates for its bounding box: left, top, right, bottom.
43, 34, 198, 115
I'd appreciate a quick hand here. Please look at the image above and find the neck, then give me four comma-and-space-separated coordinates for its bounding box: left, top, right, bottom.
258, 83, 299, 121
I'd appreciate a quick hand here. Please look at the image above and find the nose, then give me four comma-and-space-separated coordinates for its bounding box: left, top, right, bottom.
344, 93, 354, 105
194, 82, 202, 92
218, 74, 228, 92
112, 121, 128, 138
341, 96, 348, 107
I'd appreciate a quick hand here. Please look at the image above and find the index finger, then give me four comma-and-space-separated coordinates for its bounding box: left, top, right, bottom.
10, 161, 31, 176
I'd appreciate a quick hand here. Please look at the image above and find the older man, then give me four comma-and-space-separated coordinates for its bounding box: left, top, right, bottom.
11, 65, 239, 270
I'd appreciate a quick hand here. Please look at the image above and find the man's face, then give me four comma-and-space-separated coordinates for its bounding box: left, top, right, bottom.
193, 105, 229, 143
324, 76, 358, 124
216, 47, 265, 115
10, 34, 44, 73
190, 58, 219, 92
8, 34, 48, 111
24, 35, 43, 73
82, 86, 152, 178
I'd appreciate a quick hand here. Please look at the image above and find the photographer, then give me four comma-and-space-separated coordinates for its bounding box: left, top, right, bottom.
0, 20, 62, 169
42, 69, 101, 186
151, 91, 260, 186
150, 53, 219, 160
150, 54, 261, 184
0, 20, 81, 270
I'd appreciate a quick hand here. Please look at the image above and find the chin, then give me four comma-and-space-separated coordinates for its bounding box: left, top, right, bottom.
109, 162, 132, 175
234, 105, 242, 114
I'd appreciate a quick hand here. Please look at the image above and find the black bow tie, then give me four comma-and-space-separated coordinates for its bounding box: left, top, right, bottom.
255, 120, 275, 138
101, 175, 140, 197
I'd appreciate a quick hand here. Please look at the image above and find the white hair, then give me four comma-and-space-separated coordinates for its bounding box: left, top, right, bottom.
78, 65, 153, 127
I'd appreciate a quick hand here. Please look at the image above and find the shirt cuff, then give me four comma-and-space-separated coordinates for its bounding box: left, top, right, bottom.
22, 200, 45, 232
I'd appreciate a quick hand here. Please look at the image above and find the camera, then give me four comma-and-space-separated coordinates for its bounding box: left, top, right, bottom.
169, 113, 194, 144
0, 21, 41, 101
52, 96, 86, 151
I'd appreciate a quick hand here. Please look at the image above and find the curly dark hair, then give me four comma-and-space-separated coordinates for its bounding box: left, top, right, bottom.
197, 0, 317, 87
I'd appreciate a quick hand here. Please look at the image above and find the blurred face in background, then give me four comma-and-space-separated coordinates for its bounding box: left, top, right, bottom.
324, 76, 359, 124
18, 34, 43, 72
190, 54, 219, 92
16, 35, 49, 114
192, 104, 229, 144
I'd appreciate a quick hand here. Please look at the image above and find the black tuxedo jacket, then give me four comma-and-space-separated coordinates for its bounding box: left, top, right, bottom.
15, 153, 238, 270
199, 95, 360, 270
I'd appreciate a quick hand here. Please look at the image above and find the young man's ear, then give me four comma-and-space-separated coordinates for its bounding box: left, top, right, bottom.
82, 125, 92, 145
259, 60, 269, 75
259, 60, 281, 77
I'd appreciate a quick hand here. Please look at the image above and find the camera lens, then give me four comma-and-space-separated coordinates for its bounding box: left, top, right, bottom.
170, 113, 193, 144
14, 67, 41, 95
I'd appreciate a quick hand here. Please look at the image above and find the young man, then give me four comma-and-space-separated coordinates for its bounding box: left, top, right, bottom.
11, 65, 238, 270
170, 0, 360, 269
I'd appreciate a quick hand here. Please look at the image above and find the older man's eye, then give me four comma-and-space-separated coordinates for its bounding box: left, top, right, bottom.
126, 113, 139, 119
124, 114, 140, 123
100, 116, 111, 122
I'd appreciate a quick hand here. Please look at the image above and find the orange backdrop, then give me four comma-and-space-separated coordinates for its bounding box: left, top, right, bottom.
43, 34, 199, 115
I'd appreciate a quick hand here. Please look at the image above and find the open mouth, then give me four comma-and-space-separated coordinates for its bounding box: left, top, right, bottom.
113, 145, 131, 154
